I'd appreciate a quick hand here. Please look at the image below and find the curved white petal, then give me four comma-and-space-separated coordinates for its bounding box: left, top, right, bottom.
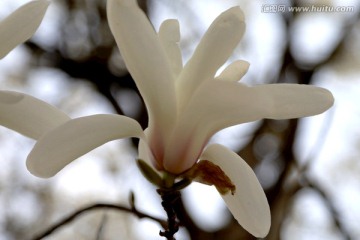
0, 0, 49, 59
164, 81, 333, 173
27, 114, 145, 178
158, 19, 183, 77
200, 144, 270, 238
176, 7, 245, 111
0, 91, 70, 139
107, 0, 176, 147
215, 60, 249, 81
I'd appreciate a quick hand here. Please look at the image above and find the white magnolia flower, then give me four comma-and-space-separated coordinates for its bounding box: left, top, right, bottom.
0, 0, 334, 237
0, 0, 49, 59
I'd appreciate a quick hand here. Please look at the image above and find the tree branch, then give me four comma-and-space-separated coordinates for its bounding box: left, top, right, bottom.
30, 202, 167, 240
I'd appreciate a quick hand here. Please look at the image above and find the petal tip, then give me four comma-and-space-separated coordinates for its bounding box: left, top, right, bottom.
322, 88, 335, 108
26, 158, 55, 179
0, 0, 50, 59
225, 6, 245, 22
159, 19, 180, 42
108, 0, 138, 8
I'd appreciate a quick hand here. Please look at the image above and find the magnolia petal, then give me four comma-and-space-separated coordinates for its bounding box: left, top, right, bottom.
255, 84, 334, 119
182, 82, 334, 127
0, 91, 70, 139
200, 144, 270, 238
215, 60, 250, 81
164, 81, 333, 173
0, 0, 49, 59
27, 114, 145, 178
158, 19, 183, 77
176, 7, 245, 110
107, 0, 176, 145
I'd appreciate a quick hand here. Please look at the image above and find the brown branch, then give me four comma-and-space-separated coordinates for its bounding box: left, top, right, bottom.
157, 189, 181, 240
30, 202, 167, 240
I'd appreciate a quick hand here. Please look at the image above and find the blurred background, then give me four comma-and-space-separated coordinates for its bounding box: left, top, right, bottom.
0, 0, 360, 239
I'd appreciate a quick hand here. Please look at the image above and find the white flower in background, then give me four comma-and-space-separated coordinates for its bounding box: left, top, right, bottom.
0, 0, 49, 59
0, 0, 334, 237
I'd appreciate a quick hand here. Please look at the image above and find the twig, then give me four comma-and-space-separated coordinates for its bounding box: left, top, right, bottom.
157, 189, 181, 240
30, 203, 167, 240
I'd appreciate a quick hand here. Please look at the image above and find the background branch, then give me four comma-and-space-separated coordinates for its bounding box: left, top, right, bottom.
30, 202, 167, 240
